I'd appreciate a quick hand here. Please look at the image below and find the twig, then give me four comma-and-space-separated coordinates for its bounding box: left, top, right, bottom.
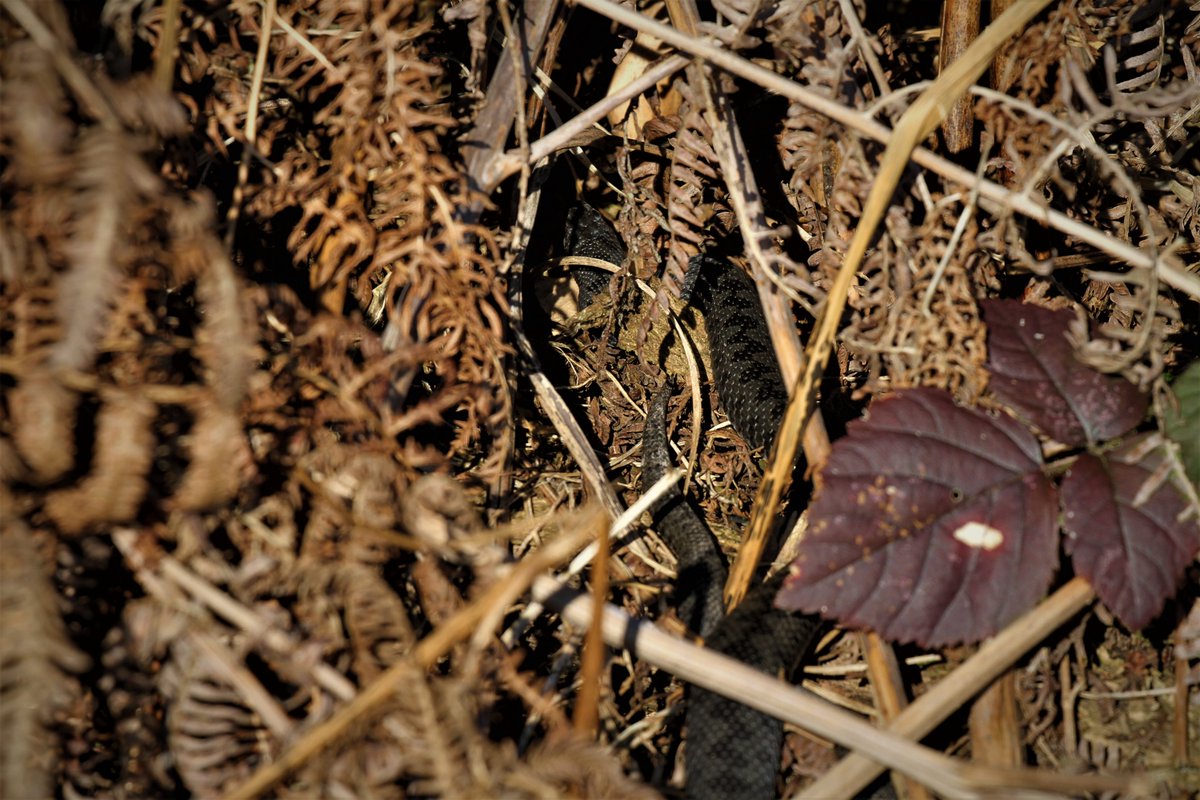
521, 55, 690, 167
836, 0, 891, 96
512, 265, 625, 521
990, 0, 1019, 92
968, 674, 1024, 770
574, 511, 609, 734
264, 2, 337, 73
507, 142, 627, 521
153, 0, 182, 92
1173, 616, 1192, 765
862, 632, 924, 800
1060, 654, 1080, 757
939, 0, 982, 153
803, 653, 943, 676
224, 0, 275, 251
535, 573, 1144, 800
798, 578, 1097, 799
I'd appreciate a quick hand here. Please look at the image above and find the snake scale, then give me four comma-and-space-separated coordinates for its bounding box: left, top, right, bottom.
562, 205, 820, 799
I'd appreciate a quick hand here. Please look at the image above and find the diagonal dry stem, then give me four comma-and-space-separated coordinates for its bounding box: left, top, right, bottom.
798, 579, 1098, 798
534, 573, 1146, 800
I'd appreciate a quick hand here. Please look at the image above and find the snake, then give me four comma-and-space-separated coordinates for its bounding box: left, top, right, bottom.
562, 204, 821, 799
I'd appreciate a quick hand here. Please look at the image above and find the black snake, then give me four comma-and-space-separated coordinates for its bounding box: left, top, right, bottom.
562, 205, 821, 799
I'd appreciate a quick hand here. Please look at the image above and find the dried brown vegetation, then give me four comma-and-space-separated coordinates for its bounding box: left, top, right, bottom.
1, 0, 1197, 797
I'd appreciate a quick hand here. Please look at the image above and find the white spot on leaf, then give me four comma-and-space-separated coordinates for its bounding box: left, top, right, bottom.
952, 521, 1004, 550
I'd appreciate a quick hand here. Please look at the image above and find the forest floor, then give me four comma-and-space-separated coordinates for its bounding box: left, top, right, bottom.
1, 0, 1198, 797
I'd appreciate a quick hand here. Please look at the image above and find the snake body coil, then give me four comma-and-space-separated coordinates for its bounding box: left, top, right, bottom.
643, 390, 819, 799
562, 206, 819, 799
682, 255, 787, 452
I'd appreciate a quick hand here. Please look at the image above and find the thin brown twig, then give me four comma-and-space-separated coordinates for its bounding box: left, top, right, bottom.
862, 632, 925, 800
1173, 620, 1192, 765
520, 55, 689, 168
939, 0, 982, 153
574, 514, 609, 734
153, 0, 182, 92
799, 579, 1097, 799
224, 0, 275, 251
535, 574, 1144, 800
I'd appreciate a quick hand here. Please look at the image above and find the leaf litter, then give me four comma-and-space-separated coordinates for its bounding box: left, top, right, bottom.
1, 0, 1199, 797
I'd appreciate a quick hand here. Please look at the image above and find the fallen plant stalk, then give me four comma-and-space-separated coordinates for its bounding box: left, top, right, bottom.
535, 573, 1146, 799
800, 579, 1097, 798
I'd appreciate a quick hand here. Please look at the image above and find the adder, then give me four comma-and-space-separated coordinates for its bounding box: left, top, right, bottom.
562, 204, 822, 799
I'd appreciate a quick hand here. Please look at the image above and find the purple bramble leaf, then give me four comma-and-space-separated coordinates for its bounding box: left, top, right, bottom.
1061, 434, 1200, 630
777, 389, 1059, 647
983, 300, 1147, 447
